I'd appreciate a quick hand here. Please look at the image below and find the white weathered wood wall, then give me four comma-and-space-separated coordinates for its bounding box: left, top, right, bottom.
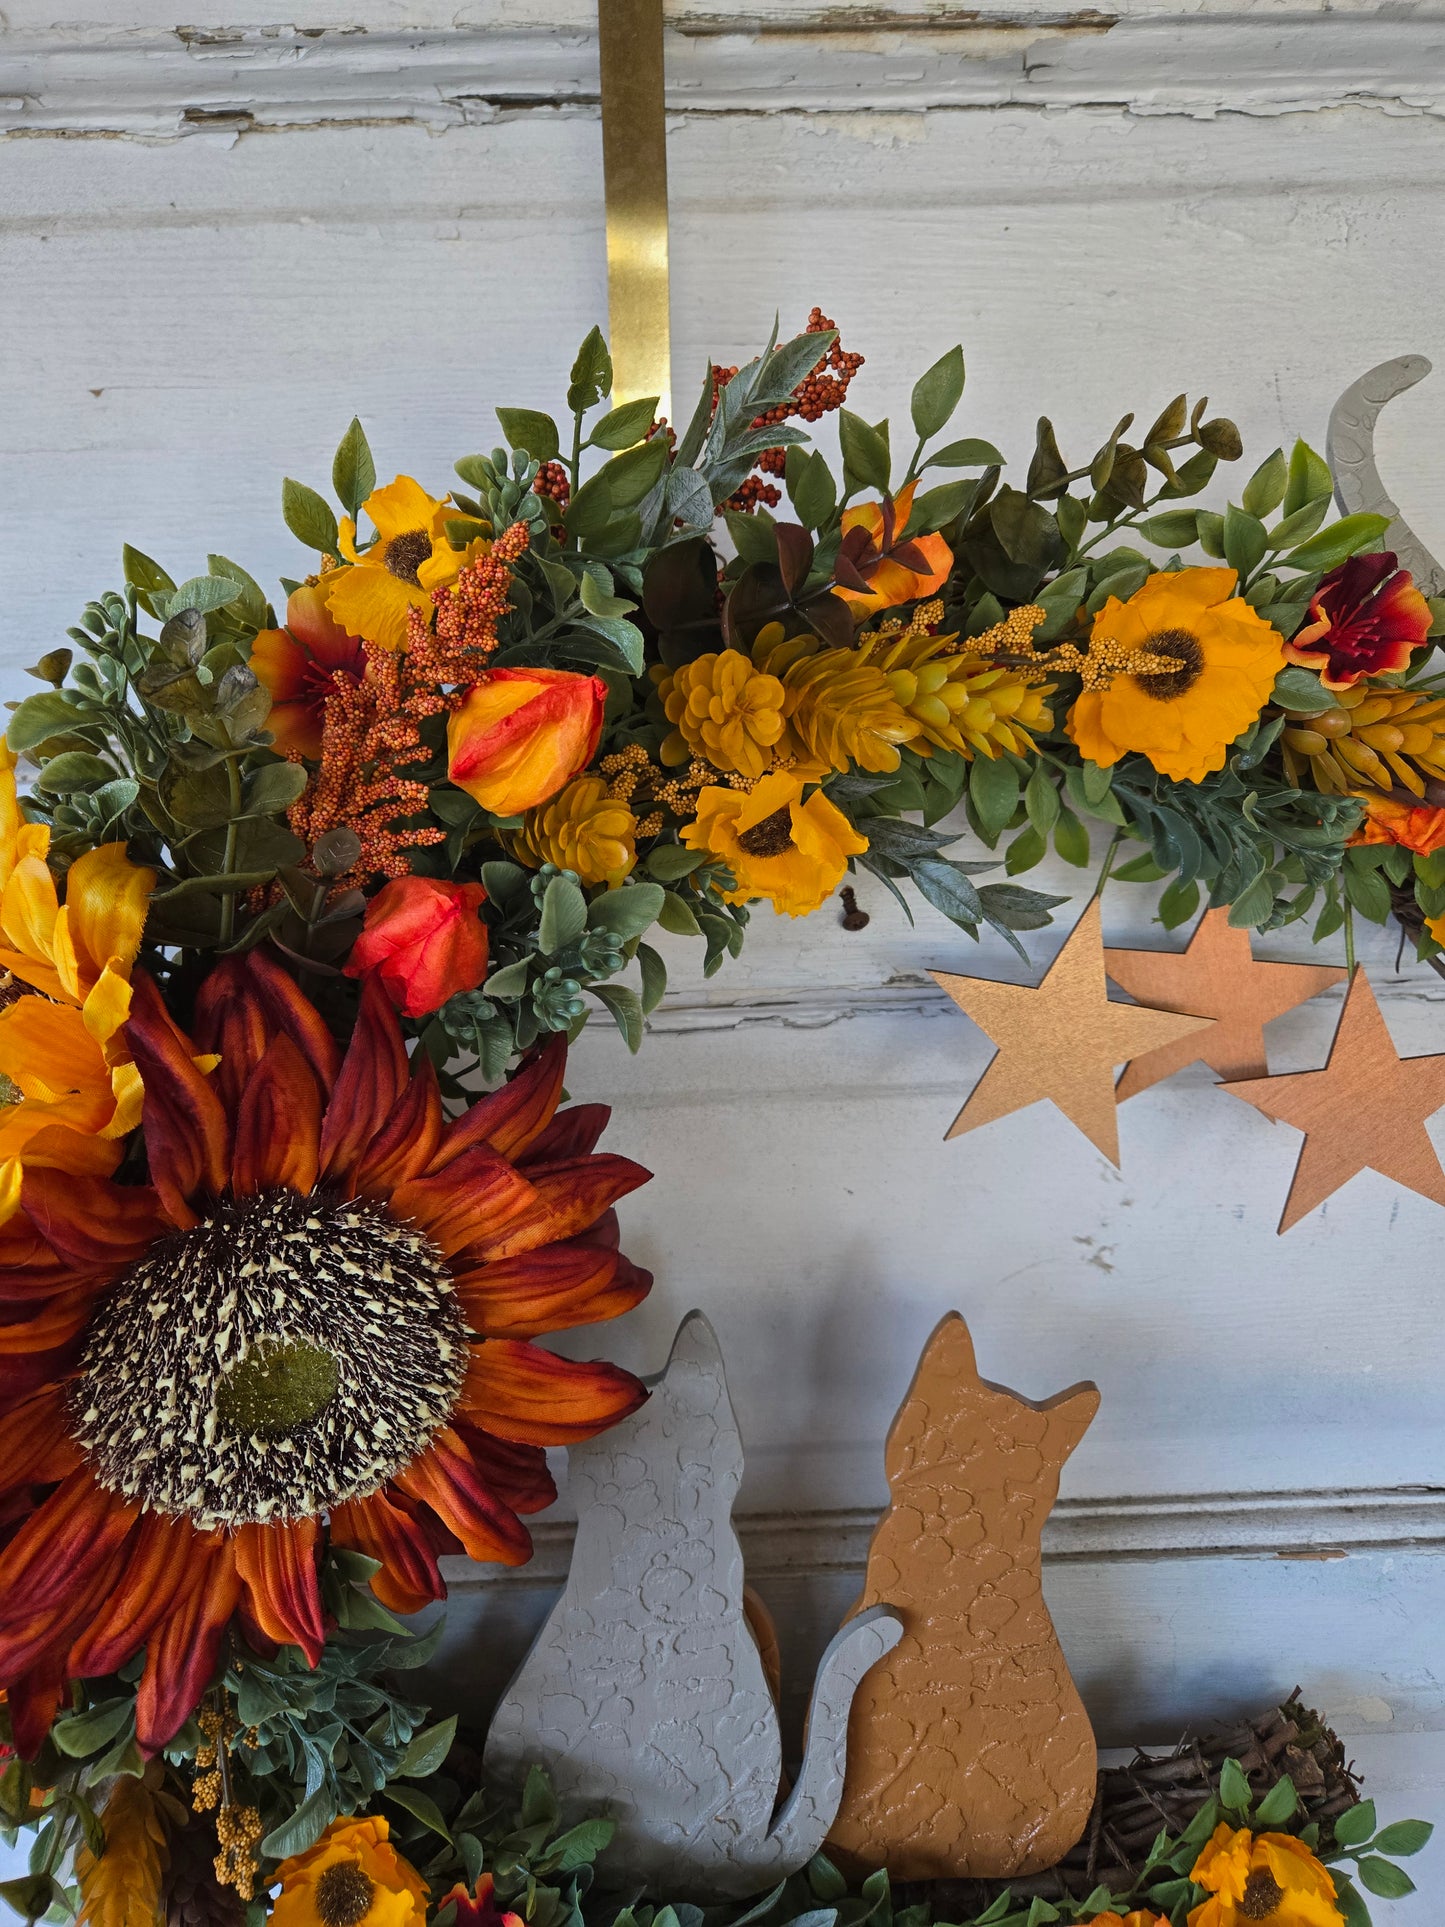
4, 0, 1445, 1794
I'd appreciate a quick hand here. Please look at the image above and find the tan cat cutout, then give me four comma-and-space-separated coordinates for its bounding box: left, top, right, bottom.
826, 1312, 1099, 1879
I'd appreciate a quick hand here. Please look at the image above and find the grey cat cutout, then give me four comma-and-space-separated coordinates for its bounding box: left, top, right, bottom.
484, 1312, 904, 1897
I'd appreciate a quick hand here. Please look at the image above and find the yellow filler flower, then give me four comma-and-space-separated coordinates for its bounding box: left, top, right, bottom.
1188, 1823, 1344, 1927
0, 748, 155, 1206
1068, 567, 1285, 784
682, 770, 868, 917
326, 475, 481, 651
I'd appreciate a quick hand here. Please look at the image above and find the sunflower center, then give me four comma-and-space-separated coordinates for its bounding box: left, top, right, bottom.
1131, 626, 1205, 701
736, 805, 796, 858
215, 1338, 340, 1436
383, 529, 433, 585
315, 1861, 376, 1926
1240, 1870, 1285, 1919
72, 1187, 467, 1529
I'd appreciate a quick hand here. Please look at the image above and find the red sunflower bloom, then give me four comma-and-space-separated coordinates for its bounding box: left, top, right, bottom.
0, 952, 650, 1757
251, 582, 367, 758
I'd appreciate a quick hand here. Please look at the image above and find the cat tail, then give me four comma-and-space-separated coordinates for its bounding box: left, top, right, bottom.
751, 1605, 904, 1876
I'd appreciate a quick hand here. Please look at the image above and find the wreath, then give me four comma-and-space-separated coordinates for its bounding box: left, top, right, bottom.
0, 315, 1433, 1922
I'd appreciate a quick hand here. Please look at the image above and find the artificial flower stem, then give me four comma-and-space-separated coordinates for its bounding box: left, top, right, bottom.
1344, 900, 1357, 977
217, 756, 244, 945
1093, 827, 1126, 901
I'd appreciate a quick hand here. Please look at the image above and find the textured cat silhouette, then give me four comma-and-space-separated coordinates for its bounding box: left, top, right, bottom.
826, 1313, 1099, 1880
484, 1312, 903, 1896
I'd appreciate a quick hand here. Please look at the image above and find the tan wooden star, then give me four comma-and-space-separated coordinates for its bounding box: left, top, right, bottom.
1106, 907, 1347, 1101
1222, 967, 1445, 1232
930, 898, 1215, 1164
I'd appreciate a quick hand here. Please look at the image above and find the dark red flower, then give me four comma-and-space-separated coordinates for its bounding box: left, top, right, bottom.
344, 875, 489, 1018
1284, 551, 1432, 690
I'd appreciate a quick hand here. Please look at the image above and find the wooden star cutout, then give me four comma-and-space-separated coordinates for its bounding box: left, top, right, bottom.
1222, 968, 1445, 1232
1106, 908, 1347, 1101
931, 898, 1215, 1164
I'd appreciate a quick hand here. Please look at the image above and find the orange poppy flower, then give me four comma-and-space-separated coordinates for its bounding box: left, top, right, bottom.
1350, 792, 1445, 858
0, 951, 650, 1757
250, 583, 366, 759
834, 481, 952, 614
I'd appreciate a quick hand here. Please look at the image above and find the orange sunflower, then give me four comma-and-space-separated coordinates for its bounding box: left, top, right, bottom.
0, 951, 650, 1757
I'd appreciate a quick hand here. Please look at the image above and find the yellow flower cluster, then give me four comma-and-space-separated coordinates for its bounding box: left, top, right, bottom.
514, 775, 639, 888
857, 601, 1054, 761
655, 611, 1053, 785
1280, 681, 1445, 797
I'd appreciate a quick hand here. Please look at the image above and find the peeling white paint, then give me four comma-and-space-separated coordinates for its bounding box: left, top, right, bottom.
7, 11, 1445, 139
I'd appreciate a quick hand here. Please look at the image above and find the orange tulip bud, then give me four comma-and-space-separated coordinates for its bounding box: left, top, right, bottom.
447, 668, 607, 817
343, 875, 488, 1018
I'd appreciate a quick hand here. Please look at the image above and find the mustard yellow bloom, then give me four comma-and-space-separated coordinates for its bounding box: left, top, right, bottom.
657, 651, 788, 779
270, 1815, 428, 1927
858, 625, 1054, 761
325, 475, 481, 651
0, 749, 155, 1201
1188, 1824, 1344, 1927
682, 770, 868, 917
1068, 568, 1285, 784
514, 776, 639, 888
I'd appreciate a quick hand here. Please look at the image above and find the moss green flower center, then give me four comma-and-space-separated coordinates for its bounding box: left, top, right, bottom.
216, 1338, 340, 1437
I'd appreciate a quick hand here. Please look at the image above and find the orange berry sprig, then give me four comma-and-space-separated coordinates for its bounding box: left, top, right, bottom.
288, 523, 530, 885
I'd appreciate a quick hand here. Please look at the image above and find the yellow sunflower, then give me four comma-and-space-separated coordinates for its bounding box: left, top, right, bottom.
325, 476, 483, 651
1188, 1823, 1344, 1927
681, 770, 868, 917
0, 747, 156, 1206
1068, 567, 1285, 783
270, 1816, 428, 1926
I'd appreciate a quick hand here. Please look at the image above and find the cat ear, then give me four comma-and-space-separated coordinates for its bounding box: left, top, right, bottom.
657, 1309, 726, 1388
1042, 1381, 1099, 1464
916, 1312, 981, 1385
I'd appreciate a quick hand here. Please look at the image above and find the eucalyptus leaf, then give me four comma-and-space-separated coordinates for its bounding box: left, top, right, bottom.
592, 981, 645, 1052
587, 881, 664, 941
261, 1787, 334, 1860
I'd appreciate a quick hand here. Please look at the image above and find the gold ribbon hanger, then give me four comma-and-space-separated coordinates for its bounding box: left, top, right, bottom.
597, 0, 672, 417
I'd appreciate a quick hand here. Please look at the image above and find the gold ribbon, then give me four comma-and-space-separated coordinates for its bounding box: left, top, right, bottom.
598, 0, 672, 418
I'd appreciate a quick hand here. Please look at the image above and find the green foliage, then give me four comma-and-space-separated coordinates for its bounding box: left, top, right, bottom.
19, 320, 1436, 1101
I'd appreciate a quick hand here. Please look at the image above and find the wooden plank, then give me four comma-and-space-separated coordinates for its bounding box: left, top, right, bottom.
434, 1539, 1445, 1747
8, 15, 1445, 135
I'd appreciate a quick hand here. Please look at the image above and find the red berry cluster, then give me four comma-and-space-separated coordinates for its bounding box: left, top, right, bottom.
533, 459, 571, 509
729, 474, 782, 512
714, 307, 864, 515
